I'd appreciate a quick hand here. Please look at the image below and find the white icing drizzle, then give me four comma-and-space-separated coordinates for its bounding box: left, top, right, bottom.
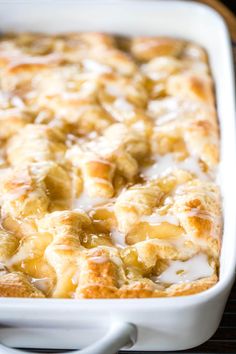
0, 34, 219, 299
82, 59, 111, 74
73, 191, 110, 212
11, 96, 25, 108
10, 53, 61, 67
110, 228, 127, 248
141, 154, 172, 178
184, 208, 213, 219
155, 111, 178, 125
141, 213, 179, 226
156, 253, 213, 284
148, 97, 213, 129
110, 255, 123, 267
106, 84, 124, 97
113, 97, 134, 112
72, 271, 80, 285
175, 184, 217, 199
89, 255, 109, 264
148, 97, 180, 123
0, 168, 10, 178
141, 153, 208, 180
30, 277, 52, 293
131, 120, 146, 132
67, 81, 97, 100
184, 44, 205, 61
85, 138, 115, 155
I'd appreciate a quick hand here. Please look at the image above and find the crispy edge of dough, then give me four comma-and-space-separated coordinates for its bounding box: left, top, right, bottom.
0, 272, 45, 298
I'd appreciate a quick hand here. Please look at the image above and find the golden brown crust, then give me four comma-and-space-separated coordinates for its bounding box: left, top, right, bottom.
114, 181, 163, 233
166, 274, 218, 297
131, 37, 185, 61
0, 32, 221, 299
0, 272, 45, 298
167, 73, 214, 105
6, 124, 66, 166
76, 252, 120, 299
0, 229, 19, 261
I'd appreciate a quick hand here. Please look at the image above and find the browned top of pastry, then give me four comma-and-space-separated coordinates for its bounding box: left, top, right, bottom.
0, 32, 221, 298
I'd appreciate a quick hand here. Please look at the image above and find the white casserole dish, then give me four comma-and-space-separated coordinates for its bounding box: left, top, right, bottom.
0, 0, 235, 352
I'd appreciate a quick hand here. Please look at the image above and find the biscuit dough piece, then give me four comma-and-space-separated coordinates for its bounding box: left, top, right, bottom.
114, 181, 163, 233
38, 210, 91, 298
0, 272, 45, 298
131, 37, 185, 61
0, 32, 221, 298
7, 124, 66, 166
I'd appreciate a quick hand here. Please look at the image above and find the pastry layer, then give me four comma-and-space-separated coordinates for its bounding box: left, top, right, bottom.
0, 33, 221, 298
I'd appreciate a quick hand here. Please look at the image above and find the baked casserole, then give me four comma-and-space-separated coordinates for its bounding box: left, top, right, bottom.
0, 32, 221, 299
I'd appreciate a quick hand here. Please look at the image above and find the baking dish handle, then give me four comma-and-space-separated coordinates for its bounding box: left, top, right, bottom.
0, 321, 137, 354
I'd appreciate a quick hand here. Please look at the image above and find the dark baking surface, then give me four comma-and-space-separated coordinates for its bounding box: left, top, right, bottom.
221, 0, 236, 13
